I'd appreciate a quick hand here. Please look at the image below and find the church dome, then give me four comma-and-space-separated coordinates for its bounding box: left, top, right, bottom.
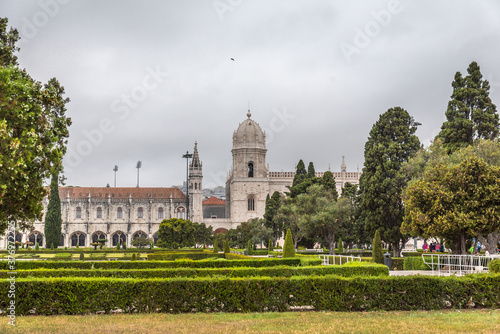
232, 111, 266, 149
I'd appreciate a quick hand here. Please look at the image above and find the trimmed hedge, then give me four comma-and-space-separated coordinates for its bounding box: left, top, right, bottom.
1, 274, 499, 315
147, 253, 225, 261
360, 257, 404, 271
489, 259, 500, 273
0, 264, 388, 279
404, 256, 430, 270
0, 258, 302, 270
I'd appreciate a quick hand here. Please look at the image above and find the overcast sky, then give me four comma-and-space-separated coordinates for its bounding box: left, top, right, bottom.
3, 1, 500, 189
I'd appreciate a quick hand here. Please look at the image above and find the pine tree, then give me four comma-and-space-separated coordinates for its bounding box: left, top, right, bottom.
307, 162, 316, 178
372, 230, 384, 264
292, 159, 307, 187
223, 239, 230, 254
44, 173, 62, 248
438, 61, 499, 153
321, 171, 338, 199
283, 229, 295, 258
213, 239, 219, 253
360, 107, 420, 257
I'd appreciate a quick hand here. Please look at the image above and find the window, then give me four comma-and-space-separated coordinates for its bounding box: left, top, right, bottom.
248, 197, 255, 211
133, 231, 148, 240
211, 215, 217, 219
29, 232, 43, 247
248, 162, 254, 178
176, 207, 185, 219
71, 232, 86, 247
158, 207, 164, 219
96, 207, 102, 218
112, 232, 126, 247
92, 232, 106, 243
138, 207, 143, 219
60, 234, 65, 247
117, 207, 123, 219
76, 207, 82, 219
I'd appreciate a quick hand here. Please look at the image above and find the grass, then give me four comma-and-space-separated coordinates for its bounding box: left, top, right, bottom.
1, 310, 499, 334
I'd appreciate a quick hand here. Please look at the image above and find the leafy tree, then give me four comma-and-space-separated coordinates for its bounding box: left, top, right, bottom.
307, 162, 316, 178
283, 229, 295, 258
131, 237, 151, 248
226, 221, 253, 249
249, 218, 272, 248
293, 159, 307, 186
274, 199, 303, 248
44, 173, 62, 248
338, 183, 368, 248
372, 230, 384, 264
321, 171, 338, 199
402, 156, 500, 254
0, 18, 71, 234
360, 107, 421, 256
157, 218, 195, 249
287, 160, 317, 198
437, 61, 499, 153
263, 191, 283, 241
193, 222, 213, 247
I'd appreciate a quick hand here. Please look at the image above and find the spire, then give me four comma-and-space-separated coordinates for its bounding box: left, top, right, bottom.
247, 109, 251, 119
341, 155, 346, 173
190, 141, 202, 168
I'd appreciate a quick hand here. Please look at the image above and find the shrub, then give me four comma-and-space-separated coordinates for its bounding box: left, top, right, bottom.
338, 237, 343, 253
35, 242, 39, 251
213, 239, 219, 253
246, 240, 252, 255
131, 253, 137, 261
403, 256, 429, 270
223, 239, 230, 254
79, 253, 84, 261
2, 274, 500, 315
131, 237, 151, 248
283, 229, 295, 258
488, 259, 500, 273
268, 239, 273, 254
372, 230, 384, 264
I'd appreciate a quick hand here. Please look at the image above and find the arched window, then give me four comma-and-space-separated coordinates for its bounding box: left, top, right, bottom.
76, 207, 82, 219
117, 207, 123, 219
60, 234, 65, 247
96, 207, 102, 218
138, 207, 144, 219
158, 207, 164, 219
112, 231, 127, 247
71, 232, 86, 247
29, 232, 44, 247
176, 206, 185, 219
133, 231, 148, 240
153, 232, 158, 245
248, 197, 255, 211
92, 231, 106, 243
248, 162, 254, 178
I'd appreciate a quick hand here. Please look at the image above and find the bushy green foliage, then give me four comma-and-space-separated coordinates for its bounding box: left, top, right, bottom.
157, 218, 195, 249
246, 240, 252, 255
338, 237, 343, 253
488, 259, 500, 273
268, 239, 273, 253
283, 229, 295, 258
3, 274, 500, 315
35, 242, 39, 251
131, 237, 151, 248
403, 256, 430, 270
213, 239, 219, 253
223, 239, 230, 254
131, 253, 137, 261
79, 253, 84, 261
372, 230, 384, 264
148, 253, 225, 261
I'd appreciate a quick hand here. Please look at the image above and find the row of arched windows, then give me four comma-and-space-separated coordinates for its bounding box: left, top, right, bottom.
73, 206, 182, 220
11, 231, 158, 247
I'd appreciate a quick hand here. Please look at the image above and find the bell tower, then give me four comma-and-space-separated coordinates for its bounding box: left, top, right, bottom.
189, 142, 203, 223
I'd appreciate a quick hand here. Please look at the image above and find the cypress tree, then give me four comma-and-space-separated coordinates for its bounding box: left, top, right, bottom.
438, 61, 499, 153
372, 230, 384, 264
292, 159, 307, 187
307, 162, 316, 178
223, 239, 230, 254
44, 173, 62, 248
247, 239, 252, 255
268, 238, 273, 253
321, 171, 338, 199
338, 237, 343, 254
283, 229, 295, 258
213, 239, 219, 253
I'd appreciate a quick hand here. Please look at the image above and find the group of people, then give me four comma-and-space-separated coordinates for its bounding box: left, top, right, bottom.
423, 242, 444, 252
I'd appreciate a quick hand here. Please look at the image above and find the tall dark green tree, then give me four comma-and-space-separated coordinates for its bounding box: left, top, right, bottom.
293, 159, 307, 186
321, 170, 338, 199
44, 173, 62, 248
437, 61, 499, 153
288, 160, 318, 198
360, 107, 421, 256
307, 162, 316, 178
263, 191, 283, 241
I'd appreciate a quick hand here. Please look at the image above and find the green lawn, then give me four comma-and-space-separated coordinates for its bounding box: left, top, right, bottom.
2, 310, 499, 334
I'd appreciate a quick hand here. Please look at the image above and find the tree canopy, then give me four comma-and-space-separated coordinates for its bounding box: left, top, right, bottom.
157, 218, 196, 249
360, 107, 421, 256
437, 61, 499, 153
0, 17, 71, 234
44, 173, 62, 248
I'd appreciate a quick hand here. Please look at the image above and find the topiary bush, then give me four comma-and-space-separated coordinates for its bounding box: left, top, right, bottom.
35, 242, 39, 251
246, 240, 252, 255
268, 239, 273, 254
372, 230, 384, 264
488, 259, 500, 273
338, 237, 343, 254
213, 239, 219, 253
131, 253, 137, 261
223, 239, 230, 254
79, 253, 84, 261
283, 229, 295, 258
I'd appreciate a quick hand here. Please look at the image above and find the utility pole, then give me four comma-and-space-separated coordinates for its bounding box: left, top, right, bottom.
113, 165, 118, 187
182, 151, 193, 220
136, 161, 142, 188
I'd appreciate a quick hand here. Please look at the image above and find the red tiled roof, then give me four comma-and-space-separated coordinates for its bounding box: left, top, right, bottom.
56, 187, 186, 199
202, 196, 226, 205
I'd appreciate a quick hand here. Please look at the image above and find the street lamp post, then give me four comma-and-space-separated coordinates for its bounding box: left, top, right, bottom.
182, 151, 193, 220
136, 161, 142, 188
113, 165, 118, 187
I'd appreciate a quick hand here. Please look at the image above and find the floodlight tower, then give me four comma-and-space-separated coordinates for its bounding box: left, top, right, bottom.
136, 161, 142, 188
182, 151, 193, 220
113, 165, 118, 187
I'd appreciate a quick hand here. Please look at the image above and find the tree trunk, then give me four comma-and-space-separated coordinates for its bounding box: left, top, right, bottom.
329, 237, 336, 255
473, 235, 479, 254
477, 233, 500, 254
460, 231, 466, 255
